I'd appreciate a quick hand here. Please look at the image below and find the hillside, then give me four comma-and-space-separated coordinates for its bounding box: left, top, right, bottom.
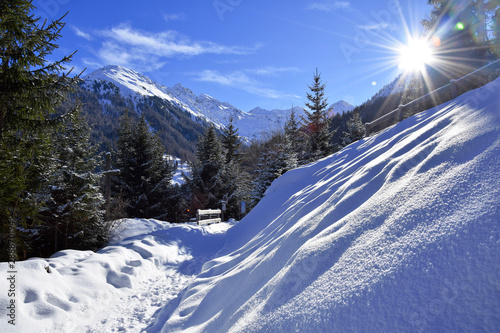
71, 80, 207, 161
1, 77, 498, 332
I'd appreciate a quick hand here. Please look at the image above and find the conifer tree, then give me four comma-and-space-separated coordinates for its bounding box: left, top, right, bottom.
35, 112, 106, 255
491, 6, 500, 57
250, 151, 275, 208
0, 1, 80, 260
303, 69, 332, 161
221, 117, 242, 165
250, 132, 297, 208
220, 118, 249, 218
187, 125, 225, 210
279, 131, 299, 171
284, 107, 306, 164
114, 114, 176, 219
341, 113, 365, 147
220, 160, 250, 219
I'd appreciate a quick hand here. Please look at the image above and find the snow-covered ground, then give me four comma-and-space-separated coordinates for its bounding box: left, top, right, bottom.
1, 77, 499, 332
0, 220, 233, 333
165, 156, 191, 186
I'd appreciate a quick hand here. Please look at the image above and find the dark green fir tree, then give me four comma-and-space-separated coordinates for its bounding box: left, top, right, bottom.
303, 69, 333, 161
35, 112, 106, 256
187, 124, 225, 211
114, 114, 176, 219
0, 0, 81, 260
221, 117, 242, 165
220, 118, 250, 218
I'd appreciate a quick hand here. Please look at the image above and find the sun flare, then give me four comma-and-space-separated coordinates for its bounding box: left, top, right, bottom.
398, 38, 435, 72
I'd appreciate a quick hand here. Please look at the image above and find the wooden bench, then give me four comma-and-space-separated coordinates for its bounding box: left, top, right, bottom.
196, 209, 222, 225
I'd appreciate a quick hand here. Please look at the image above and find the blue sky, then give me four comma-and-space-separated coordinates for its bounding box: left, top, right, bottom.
34, 0, 431, 111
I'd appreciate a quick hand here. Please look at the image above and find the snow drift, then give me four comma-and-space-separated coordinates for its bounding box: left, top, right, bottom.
150, 77, 500, 332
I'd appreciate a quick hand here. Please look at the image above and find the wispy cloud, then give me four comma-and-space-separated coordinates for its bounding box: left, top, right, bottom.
72, 26, 92, 41
193, 69, 301, 100
99, 24, 255, 57
358, 22, 398, 31
247, 66, 300, 76
163, 12, 186, 22
91, 24, 259, 72
308, 1, 351, 11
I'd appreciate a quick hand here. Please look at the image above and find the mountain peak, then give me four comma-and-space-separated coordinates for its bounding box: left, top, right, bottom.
328, 100, 355, 116
84, 65, 174, 101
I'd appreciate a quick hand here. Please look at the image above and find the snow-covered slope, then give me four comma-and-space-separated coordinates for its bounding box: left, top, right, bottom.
166, 155, 191, 186
83, 65, 349, 141
150, 77, 500, 332
84, 65, 175, 102
1, 77, 498, 333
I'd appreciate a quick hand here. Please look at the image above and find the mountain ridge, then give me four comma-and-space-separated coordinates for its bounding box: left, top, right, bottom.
83, 65, 354, 141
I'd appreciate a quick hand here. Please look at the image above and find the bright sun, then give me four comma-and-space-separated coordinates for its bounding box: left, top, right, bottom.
398, 38, 435, 72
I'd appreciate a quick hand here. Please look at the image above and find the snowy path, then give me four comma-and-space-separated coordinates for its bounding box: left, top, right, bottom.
82, 266, 193, 333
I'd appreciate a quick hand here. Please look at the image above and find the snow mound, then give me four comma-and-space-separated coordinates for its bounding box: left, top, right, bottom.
150, 78, 500, 332
0, 219, 231, 333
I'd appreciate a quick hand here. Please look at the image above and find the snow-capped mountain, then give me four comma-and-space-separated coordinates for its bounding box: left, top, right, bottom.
83, 65, 241, 130
84, 65, 176, 102
83, 65, 352, 141
328, 100, 355, 116
166, 82, 244, 129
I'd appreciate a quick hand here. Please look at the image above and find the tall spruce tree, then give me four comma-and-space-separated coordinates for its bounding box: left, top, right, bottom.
220, 118, 250, 218
304, 69, 332, 161
187, 124, 225, 211
0, 1, 80, 260
221, 117, 242, 165
35, 112, 106, 256
114, 114, 176, 219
